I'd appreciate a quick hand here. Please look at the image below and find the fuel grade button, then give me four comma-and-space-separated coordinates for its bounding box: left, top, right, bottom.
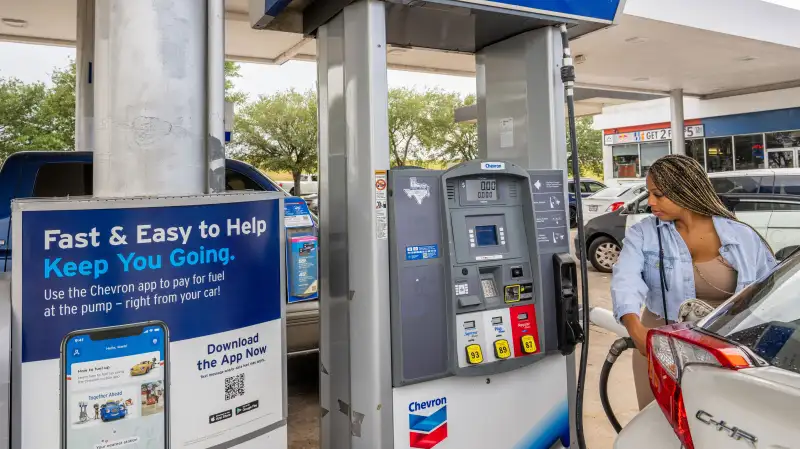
494, 339, 511, 359
521, 334, 537, 354
466, 344, 484, 364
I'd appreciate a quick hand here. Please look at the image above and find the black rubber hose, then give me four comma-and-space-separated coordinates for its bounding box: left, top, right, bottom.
558, 24, 592, 449
600, 337, 636, 433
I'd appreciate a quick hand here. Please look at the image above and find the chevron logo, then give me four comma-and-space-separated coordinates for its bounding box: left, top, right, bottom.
408, 397, 448, 449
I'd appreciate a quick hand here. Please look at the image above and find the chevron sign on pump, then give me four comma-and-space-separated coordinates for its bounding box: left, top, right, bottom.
408, 397, 448, 448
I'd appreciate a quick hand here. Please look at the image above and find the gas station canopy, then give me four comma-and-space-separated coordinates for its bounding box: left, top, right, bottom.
2, 0, 800, 115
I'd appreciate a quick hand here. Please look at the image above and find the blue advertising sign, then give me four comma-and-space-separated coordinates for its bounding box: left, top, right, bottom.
284, 197, 318, 304
450, 0, 621, 22
12, 194, 287, 449
405, 245, 440, 261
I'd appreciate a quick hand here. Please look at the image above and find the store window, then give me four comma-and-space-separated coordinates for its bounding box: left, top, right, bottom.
640, 142, 670, 176
612, 144, 639, 178
706, 137, 734, 173
685, 139, 705, 169
766, 131, 800, 149
734, 134, 765, 170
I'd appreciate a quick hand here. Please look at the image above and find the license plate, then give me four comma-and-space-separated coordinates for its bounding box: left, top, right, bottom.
588, 205, 598, 212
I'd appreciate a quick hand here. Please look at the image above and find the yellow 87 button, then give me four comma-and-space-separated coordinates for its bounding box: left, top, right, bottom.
521, 335, 537, 354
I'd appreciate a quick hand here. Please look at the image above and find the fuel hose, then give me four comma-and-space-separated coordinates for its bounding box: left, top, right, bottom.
599, 337, 636, 433
557, 23, 592, 449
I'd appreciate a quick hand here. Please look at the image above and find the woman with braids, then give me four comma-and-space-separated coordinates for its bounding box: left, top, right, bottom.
611, 154, 776, 410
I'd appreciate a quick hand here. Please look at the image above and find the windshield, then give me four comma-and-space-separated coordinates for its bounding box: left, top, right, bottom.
701, 255, 800, 374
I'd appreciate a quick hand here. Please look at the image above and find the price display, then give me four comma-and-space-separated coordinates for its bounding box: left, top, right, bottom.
466, 344, 484, 364
494, 340, 511, 359
465, 179, 498, 202
521, 335, 537, 354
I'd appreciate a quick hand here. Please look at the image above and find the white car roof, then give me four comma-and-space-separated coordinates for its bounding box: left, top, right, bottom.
708, 168, 800, 178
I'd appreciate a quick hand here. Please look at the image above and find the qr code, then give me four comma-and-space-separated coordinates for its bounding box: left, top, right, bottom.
224, 373, 245, 401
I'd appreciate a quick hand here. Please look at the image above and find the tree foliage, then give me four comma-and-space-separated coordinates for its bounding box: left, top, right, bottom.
567, 116, 604, 176
0, 60, 245, 160
231, 89, 318, 194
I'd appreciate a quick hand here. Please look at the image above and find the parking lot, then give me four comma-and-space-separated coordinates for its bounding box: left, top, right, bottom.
285, 231, 639, 449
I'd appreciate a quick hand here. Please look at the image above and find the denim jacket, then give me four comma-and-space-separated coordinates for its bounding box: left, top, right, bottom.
611, 215, 777, 323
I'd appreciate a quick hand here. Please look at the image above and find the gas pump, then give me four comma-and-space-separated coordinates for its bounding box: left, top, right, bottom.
387, 160, 583, 448
284, 197, 319, 304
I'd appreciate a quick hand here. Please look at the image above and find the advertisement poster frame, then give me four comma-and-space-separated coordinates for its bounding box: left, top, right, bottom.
10, 192, 287, 449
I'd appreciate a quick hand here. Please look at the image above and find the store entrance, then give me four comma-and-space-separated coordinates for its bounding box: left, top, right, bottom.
768, 148, 799, 168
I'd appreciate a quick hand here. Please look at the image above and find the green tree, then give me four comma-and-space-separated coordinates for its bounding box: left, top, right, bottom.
567, 116, 603, 176
0, 60, 245, 160
431, 94, 478, 164
388, 87, 432, 167
231, 89, 317, 194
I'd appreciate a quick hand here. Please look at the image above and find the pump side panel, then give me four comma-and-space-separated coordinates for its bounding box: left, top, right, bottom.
392, 355, 570, 449
389, 170, 449, 387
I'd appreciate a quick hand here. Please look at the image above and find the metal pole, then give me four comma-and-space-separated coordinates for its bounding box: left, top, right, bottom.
93, 0, 207, 197
670, 89, 685, 155
343, 1, 393, 447
207, 0, 226, 193
75, 0, 94, 151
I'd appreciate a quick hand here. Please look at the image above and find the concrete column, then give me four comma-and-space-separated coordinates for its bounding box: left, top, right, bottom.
75, 0, 94, 151
317, 1, 393, 448
93, 0, 207, 197
670, 89, 685, 155
207, 0, 227, 193
317, 12, 352, 449
476, 26, 567, 170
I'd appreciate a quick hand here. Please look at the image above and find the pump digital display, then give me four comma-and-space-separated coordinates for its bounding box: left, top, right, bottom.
518, 313, 528, 320
491, 317, 503, 325
465, 179, 498, 201
475, 225, 499, 246
464, 321, 476, 329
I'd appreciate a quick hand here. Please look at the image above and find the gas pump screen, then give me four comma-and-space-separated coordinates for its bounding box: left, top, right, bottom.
475, 225, 498, 246
465, 179, 498, 201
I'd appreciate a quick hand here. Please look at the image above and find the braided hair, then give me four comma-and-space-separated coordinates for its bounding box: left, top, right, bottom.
647, 154, 773, 254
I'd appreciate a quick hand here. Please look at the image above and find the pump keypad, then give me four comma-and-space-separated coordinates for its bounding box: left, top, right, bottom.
466, 344, 484, 364
521, 335, 537, 354
494, 340, 511, 359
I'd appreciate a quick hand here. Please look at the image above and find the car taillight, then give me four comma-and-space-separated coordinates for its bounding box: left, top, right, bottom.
607, 201, 625, 212
647, 324, 753, 449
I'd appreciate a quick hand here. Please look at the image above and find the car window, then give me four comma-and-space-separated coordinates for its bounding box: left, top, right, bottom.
33, 163, 93, 197
587, 182, 605, 193
709, 176, 762, 194
732, 201, 774, 212
225, 169, 264, 192
772, 176, 800, 195
701, 256, 800, 375
634, 194, 650, 214
773, 202, 800, 211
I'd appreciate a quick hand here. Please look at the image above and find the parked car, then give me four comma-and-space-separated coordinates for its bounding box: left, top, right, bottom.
0, 151, 319, 354
278, 173, 318, 196
576, 169, 800, 272
616, 250, 800, 449
581, 183, 646, 225
568, 178, 607, 227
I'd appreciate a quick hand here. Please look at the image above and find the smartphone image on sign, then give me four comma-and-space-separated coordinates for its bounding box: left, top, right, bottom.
61, 321, 169, 449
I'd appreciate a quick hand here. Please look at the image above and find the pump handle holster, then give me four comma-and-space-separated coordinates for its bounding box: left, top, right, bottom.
553, 253, 584, 355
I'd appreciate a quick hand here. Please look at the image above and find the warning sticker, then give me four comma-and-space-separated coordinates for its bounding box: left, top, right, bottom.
375, 170, 388, 240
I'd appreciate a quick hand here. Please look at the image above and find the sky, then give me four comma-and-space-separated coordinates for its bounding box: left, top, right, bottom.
0, 41, 478, 100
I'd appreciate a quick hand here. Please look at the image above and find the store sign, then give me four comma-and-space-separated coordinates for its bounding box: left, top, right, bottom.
604, 125, 705, 145
439, 0, 621, 22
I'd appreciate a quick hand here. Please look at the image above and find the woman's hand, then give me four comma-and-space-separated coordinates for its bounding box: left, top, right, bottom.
621, 314, 650, 356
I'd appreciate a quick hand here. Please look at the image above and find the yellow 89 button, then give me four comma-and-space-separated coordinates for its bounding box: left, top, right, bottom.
521, 335, 537, 354
466, 344, 484, 364
494, 340, 511, 359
